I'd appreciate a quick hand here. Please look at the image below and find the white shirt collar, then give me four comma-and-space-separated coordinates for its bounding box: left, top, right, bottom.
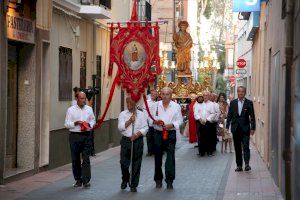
238, 98, 245, 102
158, 100, 172, 108
75, 104, 86, 110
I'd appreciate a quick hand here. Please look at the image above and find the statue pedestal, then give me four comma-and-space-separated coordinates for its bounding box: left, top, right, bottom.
157, 72, 210, 100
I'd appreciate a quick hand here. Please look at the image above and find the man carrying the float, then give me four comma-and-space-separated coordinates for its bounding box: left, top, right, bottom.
150, 87, 183, 190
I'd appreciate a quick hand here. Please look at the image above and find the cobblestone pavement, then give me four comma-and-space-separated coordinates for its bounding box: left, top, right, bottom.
0, 137, 283, 200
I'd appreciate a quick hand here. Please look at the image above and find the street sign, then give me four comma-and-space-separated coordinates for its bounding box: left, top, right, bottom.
236, 58, 246, 68
236, 69, 247, 75
233, 0, 261, 12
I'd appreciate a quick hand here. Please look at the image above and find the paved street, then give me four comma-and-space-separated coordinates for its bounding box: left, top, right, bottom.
0, 137, 283, 200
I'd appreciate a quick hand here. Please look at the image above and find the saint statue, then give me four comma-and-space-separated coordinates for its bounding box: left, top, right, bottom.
173, 21, 193, 75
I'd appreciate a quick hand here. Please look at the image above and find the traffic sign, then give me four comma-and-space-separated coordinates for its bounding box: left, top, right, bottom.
236, 58, 246, 68
236, 69, 247, 75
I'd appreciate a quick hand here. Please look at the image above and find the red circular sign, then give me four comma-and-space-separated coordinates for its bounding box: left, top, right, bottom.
237, 58, 246, 68
229, 75, 235, 82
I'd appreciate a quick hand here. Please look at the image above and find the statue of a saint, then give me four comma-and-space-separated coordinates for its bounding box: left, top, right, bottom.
173, 21, 193, 75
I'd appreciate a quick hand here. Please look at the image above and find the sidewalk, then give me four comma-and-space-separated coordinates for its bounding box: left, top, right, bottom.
0, 138, 283, 200
223, 143, 283, 200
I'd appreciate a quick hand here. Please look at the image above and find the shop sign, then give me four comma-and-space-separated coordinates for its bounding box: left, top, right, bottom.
7, 13, 35, 44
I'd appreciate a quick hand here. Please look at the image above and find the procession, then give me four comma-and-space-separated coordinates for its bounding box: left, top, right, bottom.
0, 0, 299, 200
62, 2, 257, 193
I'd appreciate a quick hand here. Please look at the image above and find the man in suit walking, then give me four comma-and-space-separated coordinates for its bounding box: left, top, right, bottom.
226, 86, 256, 172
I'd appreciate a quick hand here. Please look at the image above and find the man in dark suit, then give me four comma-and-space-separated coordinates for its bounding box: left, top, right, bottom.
226, 86, 256, 172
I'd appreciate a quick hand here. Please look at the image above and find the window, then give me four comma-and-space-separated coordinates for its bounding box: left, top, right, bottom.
145, 1, 152, 21
100, 0, 111, 9
81, 0, 111, 9
59, 47, 72, 101
80, 51, 87, 89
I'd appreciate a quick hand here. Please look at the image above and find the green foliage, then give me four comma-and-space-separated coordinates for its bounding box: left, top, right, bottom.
215, 74, 227, 94
203, 0, 213, 19
217, 46, 225, 74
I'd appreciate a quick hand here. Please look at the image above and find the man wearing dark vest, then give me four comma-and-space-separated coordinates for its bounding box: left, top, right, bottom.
226, 86, 256, 172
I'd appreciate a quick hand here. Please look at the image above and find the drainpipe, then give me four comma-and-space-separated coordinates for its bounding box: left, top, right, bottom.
283, 0, 295, 199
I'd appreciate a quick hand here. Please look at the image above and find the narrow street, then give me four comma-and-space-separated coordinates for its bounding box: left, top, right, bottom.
0, 137, 282, 200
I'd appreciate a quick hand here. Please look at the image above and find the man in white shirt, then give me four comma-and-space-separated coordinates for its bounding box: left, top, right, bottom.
118, 97, 148, 192
143, 89, 158, 156
64, 92, 96, 188
150, 87, 183, 190
194, 91, 216, 156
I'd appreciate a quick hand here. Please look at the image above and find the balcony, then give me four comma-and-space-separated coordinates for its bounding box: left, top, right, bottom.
53, 0, 111, 19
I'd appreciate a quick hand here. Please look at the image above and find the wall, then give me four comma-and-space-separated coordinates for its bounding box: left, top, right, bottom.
17, 44, 36, 172
251, 3, 268, 163
0, 1, 7, 184
152, 0, 174, 51
265, 0, 286, 192
292, 0, 300, 199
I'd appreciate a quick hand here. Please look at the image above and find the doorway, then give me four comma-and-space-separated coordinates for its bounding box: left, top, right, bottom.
5, 43, 19, 170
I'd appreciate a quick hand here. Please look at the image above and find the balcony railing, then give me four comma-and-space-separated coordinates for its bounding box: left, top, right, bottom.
80, 0, 111, 9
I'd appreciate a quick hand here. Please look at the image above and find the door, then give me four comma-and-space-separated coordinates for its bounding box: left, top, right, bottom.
270, 52, 280, 185
6, 44, 18, 169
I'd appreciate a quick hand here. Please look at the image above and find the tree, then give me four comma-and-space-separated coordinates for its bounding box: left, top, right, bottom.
215, 74, 227, 94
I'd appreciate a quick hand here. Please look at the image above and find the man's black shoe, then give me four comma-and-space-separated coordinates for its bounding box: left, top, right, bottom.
121, 181, 127, 190
83, 182, 91, 188
166, 182, 173, 190
130, 187, 137, 192
73, 180, 82, 187
156, 181, 162, 188
146, 153, 153, 156
235, 166, 243, 172
245, 165, 251, 171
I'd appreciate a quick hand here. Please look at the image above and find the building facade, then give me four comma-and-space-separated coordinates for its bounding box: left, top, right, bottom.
44, 0, 132, 170
0, 0, 53, 184
0, 0, 133, 184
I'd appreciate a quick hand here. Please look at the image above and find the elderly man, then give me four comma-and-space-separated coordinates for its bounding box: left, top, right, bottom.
194, 91, 217, 156
151, 87, 183, 190
65, 92, 96, 188
226, 86, 256, 172
118, 97, 148, 192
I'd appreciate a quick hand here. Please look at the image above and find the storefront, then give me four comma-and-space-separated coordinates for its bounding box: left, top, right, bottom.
0, 0, 52, 184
